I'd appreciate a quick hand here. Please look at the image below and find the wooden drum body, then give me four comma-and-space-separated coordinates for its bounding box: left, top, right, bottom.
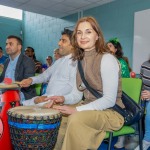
8, 106, 62, 150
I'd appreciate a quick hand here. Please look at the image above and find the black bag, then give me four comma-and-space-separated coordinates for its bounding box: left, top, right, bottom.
78, 61, 144, 126
112, 91, 144, 125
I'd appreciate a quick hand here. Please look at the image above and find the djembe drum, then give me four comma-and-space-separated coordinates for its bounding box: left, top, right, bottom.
8, 106, 62, 150
0, 83, 20, 150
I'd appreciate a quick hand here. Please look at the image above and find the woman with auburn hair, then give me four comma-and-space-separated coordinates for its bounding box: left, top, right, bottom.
45, 16, 124, 150
72, 16, 110, 60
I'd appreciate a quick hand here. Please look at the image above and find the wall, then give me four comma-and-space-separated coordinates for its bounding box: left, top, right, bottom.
0, 16, 22, 54
23, 0, 150, 66
133, 9, 150, 73
23, 12, 78, 63
83, 0, 150, 68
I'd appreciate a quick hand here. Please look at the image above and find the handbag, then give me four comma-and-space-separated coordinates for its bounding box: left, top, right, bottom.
78, 60, 144, 126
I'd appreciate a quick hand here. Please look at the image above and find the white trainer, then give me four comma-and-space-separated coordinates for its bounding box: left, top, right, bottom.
134, 140, 150, 150
125, 135, 139, 150
114, 136, 125, 149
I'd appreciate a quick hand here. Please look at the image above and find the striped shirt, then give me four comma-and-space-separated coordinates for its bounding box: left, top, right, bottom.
140, 60, 150, 91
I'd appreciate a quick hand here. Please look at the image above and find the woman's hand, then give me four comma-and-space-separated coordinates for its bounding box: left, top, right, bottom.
141, 90, 150, 100
43, 100, 55, 108
53, 105, 77, 115
42, 96, 65, 108
45, 96, 65, 104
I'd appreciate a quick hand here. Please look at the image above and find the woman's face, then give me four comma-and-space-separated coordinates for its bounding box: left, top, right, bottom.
76, 21, 98, 51
107, 42, 117, 54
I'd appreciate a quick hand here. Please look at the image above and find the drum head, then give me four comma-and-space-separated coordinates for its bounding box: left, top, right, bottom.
0, 83, 19, 89
8, 106, 61, 120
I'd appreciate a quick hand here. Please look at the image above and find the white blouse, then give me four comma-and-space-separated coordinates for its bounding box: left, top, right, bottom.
66, 53, 120, 111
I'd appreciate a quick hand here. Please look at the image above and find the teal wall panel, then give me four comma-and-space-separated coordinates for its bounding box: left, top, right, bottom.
83, 0, 150, 67
23, 0, 150, 66
0, 16, 22, 55
23, 12, 78, 63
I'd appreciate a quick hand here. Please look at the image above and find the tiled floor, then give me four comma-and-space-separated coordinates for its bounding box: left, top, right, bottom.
98, 137, 125, 150
98, 137, 150, 150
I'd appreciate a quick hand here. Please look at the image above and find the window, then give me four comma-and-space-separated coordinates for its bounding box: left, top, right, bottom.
0, 5, 22, 20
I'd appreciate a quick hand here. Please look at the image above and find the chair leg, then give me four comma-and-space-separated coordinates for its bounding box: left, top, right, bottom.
107, 132, 113, 150
138, 119, 143, 150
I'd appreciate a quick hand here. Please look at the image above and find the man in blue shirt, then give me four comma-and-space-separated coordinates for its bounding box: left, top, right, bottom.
0, 35, 36, 102
0, 47, 8, 72
0, 47, 8, 64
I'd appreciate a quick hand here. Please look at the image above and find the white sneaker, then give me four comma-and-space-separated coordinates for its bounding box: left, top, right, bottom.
134, 140, 150, 150
125, 141, 138, 150
125, 135, 139, 150
114, 136, 125, 149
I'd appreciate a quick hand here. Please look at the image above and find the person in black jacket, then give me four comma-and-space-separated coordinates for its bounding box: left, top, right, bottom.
24, 46, 42, 73
0, 35, 36, 102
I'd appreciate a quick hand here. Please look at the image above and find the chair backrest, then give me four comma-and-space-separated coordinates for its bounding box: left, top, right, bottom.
122, 78, 142, 104
35, 83, 42, 96
34, 73, 42, 96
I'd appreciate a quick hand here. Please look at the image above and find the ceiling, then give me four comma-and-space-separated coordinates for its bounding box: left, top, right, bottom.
0, 0, 115, 18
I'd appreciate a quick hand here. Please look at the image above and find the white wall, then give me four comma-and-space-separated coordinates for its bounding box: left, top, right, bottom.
133, 9, 150, 74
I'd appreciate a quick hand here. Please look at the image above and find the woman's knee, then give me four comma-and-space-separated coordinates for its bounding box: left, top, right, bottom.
68, 112, 82, 124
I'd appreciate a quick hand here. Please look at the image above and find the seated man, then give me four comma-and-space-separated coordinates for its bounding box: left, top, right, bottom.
42, 55, 53, 72
0, 35, 36, 102
0, 47, 8, 72
20, 29, 82, 106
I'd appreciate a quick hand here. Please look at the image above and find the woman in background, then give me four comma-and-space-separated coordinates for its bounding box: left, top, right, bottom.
107, 38, 131, 78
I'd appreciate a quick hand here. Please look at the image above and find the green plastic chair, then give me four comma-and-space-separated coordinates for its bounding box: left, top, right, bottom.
35, 83, 42, 96
104, 78, 143, 150
34, 73, 42, 96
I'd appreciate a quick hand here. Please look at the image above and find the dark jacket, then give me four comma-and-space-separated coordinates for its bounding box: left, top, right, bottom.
0, 53, 36, 100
